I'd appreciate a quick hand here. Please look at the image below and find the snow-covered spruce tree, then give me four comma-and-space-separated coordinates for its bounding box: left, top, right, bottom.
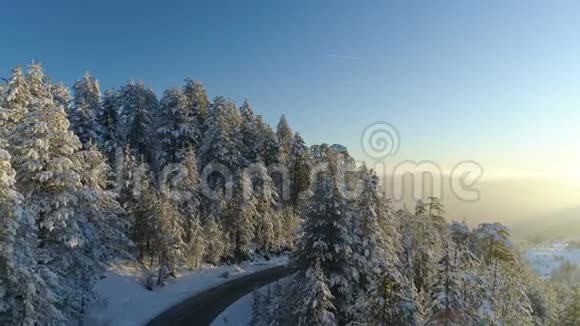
425, 196, 447, 234
239, 100, 262, 162
183, 79, 210, 139
156, 197, 187, 285
399, 203, 441, 301
118, 81, 158, 166
156, 87, 200, 168
293, 151, 357, 323
0, 145, 61, 326
26, 62, 50, 99
288, 132, 312, 210
50, 82, 72, 115
473, 223, 513, 265
255, 197, 276, 254
159, 148, 201, 227
199, 96, 244, 170
186, 215, 206, 268
425, 242, 472, 326
100, 89, 121, 165
526, 273, 561, 325
225, 174, 257, 261
70, 72, 102, 148
124, 160, 158, 261
276, 114, 293, 163
0, 66, 30, 137
10, 63, 112, 323
158, 147, 204, 267
115, 145, 139, 210
249, 162, 281, 254
255, 115, 280, 166
75, 145, 131, 261
475, 255, 534, 325
350, 167, 414, 325
276, 208, 299, 251
494, 262, 534, 324
296, 260, 337, 326
561, 285, 580, 326
11, 63, 84, 247
204, 216, 226, 265
449, 221, 473, 250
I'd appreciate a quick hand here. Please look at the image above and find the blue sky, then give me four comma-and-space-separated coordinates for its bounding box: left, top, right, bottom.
2, 0, 580, 179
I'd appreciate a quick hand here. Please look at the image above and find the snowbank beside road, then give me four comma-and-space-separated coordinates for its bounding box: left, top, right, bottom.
84, 256, 288, 326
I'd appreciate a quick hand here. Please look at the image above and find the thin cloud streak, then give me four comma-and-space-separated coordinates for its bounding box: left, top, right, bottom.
327, 54, 359, 60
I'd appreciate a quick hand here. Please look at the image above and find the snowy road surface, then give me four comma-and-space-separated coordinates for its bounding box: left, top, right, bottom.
146, 265, 294, 326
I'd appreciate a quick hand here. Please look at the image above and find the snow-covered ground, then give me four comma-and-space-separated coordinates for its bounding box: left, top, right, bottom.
84, 256, 288, 326
527, 244, 580, 278
211, 276, 294, 326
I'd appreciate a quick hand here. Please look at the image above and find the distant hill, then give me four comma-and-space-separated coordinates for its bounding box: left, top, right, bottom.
509, 205, 580, 241
380, 174, 580, 240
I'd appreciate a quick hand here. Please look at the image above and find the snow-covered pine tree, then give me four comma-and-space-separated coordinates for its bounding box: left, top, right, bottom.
449, 221, 472, 250
183, 79, 210, 139
115, 145, 139, 209
249, 162, 280, 254
100, 89, 121, 165
276, 114, 293, 163
11, 62, 85, 248
280, 209, 300, 250
239, 100, 261, 162
293, 151, 357, 323
199, 97, 243, 170
0, 145, 61, 326
351, 167, 412, 325
255, 197, 276, 254
118, 81, 158, 166
125, 159, 158, 261
561, 285, 580, 326
10, 62, 116, 323
75, 145, 131, 260
473, 223, 513, 264
426, 196, 447, 234
255, 115, 280, 166
156, 87, 200, 168
0, 66, 30, 136
493, 262, 534, 324
70, 72, 103, 148
158, 147, 204, 268
50, 82, 72, 114
296, 261, 337, 326
399, 203, 440, 300
159, 148, 201, 227
225, 174, 257, 261
425, 241, 472, 326
27, 62, 50, 99
288, 132, 311, 210
204, 217, 226, 265
156, 197, 187, 284
186, 215, 206, 268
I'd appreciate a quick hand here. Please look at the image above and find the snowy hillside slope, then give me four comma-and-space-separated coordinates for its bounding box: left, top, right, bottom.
527, 244, 580, 278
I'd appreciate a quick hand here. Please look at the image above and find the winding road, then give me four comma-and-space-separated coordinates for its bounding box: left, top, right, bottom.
146, 265, 294, 326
